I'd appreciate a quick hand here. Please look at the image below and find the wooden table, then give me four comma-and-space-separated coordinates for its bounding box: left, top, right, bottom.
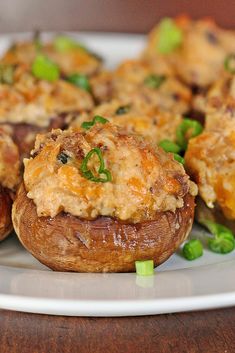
1, 1, 235, 352
0, 307, 235, 353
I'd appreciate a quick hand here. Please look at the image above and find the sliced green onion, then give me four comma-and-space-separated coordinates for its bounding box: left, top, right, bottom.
159, 139, 181, 153
57, 152, 69, 164
0, 64, 14, 84
199, 219, 231, 236
157, 18, 183, 54
182, 239, 203, 260
66, 73, 91, 91
224, 54, 235, 74
80, 147, 112, 183
176, 118, 203, 150
173, 153, 185, 165
135, 260, 154, 276
32, 54, 60, 82
200, 219, 235, 254
208, 232, 235, 254
81, 115, 109, 130
144, 74, 166, 89
115, 105, 131, 115
53, 35, 86, 52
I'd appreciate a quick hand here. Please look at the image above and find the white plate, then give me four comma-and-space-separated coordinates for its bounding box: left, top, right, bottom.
0, 32, 235, 317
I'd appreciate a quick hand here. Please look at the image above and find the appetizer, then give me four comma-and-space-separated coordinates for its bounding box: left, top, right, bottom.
72, 99, 182, 144
0, 129, 20, 241
94, 58, 192, 114
0, 63, 93, 157
185, 98, 235, 231
13, 122, 197, 272
144, 16, 235, 88
2, 35, 101, 77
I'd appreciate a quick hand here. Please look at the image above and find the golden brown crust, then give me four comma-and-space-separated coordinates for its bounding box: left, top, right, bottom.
2, 41, 101, 77
0, 186, 13, 241
12, 183, 195, 272
23, 125, 192, 222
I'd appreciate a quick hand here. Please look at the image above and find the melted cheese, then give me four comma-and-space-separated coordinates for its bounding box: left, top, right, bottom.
24, 124, 193, 222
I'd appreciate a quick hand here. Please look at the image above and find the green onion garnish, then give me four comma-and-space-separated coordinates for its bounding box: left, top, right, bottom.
173, 153, 185, 165
53, 35, 86, 52
0, 64, 14, 84
182, 239, 203, 260
159, 139, 181, 153
144, 74, 166, 89
224, 54, 235, 74
67, 73, 91, 91
32, 54, 60, 82
208, 232, 235, 254
176, 118, 203, 150
115, 105, 131, 115
135, 260, 154, 276
200, 220, 235, 254
81, 115, 109, 130
80, 147, 112, 183
157, 18, 183, 54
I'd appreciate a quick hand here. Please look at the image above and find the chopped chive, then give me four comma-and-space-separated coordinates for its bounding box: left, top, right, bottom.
173, 153, 185, 165
144, 74, 166, 89
80, 147, 112, 183
115, 105, 131, 115
199, 219, 231, 236
81, 115, 109, 130
208, 232, 235, 254
53, 35, 86, 52
32, 54, 60, 81
159, 139, 181, 153
182, 239, 203, 260
224, 54, 235, 74
176, 118, 203, 150
135, 260, 154, 276
157, 18, 183, 54
66, 73, 91, 91
200, 219, 235, 254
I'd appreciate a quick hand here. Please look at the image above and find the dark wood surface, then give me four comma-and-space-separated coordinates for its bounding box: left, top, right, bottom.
1, 0, 235, 33
1, 1, 235, 352
0, 307, 235, 353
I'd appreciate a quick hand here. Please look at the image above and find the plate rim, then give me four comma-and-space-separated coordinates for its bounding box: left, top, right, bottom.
0, 31, 235, 317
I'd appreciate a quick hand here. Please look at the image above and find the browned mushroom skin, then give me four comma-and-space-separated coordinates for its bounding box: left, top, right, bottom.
13, 183, 195, 273
0, 187, 13, 241
0, 112, 78, 158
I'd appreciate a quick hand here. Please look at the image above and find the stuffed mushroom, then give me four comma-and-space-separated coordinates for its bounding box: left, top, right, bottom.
13, 122, 197, 272
72, 99, 182, 145
0, 63, 93, 158
0, 129, 20, 240
185, 98, 235, 231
